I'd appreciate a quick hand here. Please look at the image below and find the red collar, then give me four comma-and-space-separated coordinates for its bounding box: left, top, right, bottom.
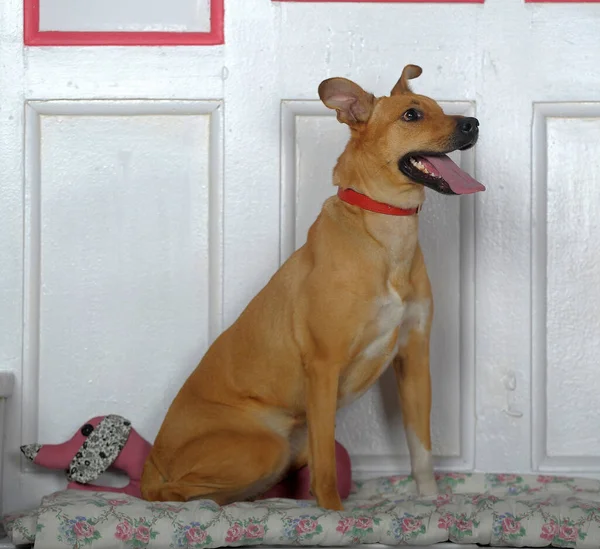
337, 188, 421, 216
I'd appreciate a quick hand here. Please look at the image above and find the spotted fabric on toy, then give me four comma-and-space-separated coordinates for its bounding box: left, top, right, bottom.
21, 443, 41, 462
67, 415, 132, 484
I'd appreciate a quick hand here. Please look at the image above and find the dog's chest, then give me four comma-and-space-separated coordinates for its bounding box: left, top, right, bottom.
361, 288, 406, 360
339, 287, 429, 407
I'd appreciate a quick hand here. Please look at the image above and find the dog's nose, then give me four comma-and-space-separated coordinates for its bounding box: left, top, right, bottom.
458, 117, 479, 136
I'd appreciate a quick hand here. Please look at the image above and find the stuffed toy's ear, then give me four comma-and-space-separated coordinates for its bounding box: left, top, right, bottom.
66, 415, 132, 484
20, 443, 42, 462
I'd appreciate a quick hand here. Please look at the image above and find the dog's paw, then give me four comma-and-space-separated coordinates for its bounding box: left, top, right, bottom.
416, 479, 438, 497
317, 493, 344, 511
326, 500, 345, 511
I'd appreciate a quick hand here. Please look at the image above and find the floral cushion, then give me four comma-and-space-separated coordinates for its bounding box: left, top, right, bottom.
3, 473, 600, 548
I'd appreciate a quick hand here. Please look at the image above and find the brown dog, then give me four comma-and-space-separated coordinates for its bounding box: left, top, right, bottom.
141, 65, 485, 510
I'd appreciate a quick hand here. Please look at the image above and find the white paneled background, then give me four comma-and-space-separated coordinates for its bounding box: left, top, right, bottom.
2, 0, 600, 514
23, 102, 223, 464
532, 103, 600, 473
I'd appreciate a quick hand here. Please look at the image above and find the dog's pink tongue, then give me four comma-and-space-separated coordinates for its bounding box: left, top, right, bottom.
423, 154, 485, 194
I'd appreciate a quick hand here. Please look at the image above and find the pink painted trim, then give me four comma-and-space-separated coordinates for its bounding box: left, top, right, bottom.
274, 0, 483, 3
24, 0, 224, 46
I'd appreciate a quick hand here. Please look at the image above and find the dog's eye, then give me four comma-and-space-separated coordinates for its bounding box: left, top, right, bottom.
401, 108, 422, 122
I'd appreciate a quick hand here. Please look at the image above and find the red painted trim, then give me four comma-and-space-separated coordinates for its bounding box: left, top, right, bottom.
274, 0, 483, 3
24, 0, 224, 46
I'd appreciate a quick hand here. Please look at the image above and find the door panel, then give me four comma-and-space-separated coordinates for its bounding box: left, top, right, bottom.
25, 0, 223, 45
532, 103, 600, 473
23, 99, 222, 453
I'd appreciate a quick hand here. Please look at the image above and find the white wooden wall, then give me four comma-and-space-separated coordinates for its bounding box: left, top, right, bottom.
1, 0, 600, 514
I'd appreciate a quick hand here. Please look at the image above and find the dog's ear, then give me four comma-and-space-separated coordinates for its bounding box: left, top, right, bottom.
318, 78, 375, 126
391, 64, 423, 95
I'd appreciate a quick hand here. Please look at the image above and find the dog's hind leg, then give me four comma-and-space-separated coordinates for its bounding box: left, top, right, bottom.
141, 430, 290, 504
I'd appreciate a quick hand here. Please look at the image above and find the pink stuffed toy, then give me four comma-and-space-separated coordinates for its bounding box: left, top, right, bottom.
20, 415, 151, 499
21, 416, 352, 504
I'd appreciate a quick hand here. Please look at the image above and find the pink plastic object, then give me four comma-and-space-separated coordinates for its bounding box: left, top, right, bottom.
20, 415, 151, 499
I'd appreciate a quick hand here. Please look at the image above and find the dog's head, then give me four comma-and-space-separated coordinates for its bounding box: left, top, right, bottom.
318, 65, 484, 199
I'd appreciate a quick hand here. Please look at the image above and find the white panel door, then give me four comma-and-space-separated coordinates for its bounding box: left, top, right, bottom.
1, 0, 600, 514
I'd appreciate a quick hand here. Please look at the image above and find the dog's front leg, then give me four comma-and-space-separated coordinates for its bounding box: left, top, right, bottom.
304, 362, 343, 511
392, 322, 438, 497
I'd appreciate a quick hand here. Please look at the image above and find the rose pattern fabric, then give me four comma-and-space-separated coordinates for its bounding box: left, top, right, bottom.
4, 473, 600, 547
57, 516, 102, 546
172, 521, 213, 548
